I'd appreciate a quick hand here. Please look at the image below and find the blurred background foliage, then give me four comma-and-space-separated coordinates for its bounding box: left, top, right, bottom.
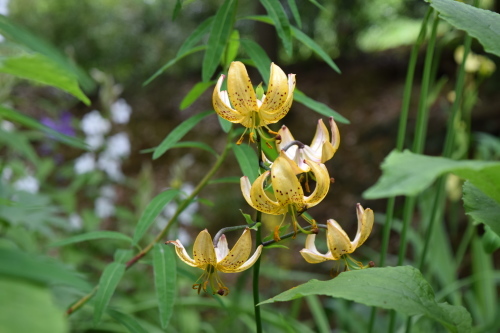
1, 0, 500, 332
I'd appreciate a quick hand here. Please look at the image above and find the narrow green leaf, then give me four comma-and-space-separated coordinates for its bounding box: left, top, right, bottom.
0, 54, 90, 105
180, 81, 215, 110
172, 141, 218, 157
240, 39, 272, 83
428, 0, 500, 57
232, 143, 259, 183
0, 248, 91, 291
363, 150, 500, 200
306, 295, 330, 333
260, 266, 471, 333
0, 15, 94, 91
132, 189, 180, 245
308, 0, 326, 11
208, 176, 240, 184
108, 309, 148, 333
261, 0, 293, 56
114, 249, 134, 264
153, 110, 213, 159
172, 0, 183, 20
291, 27, 341, 74
93, 262, 126, 326
153, 244, 177, 329
218, 115, 232, 133
463, 181, 500, 237
223, 29, 240, 68
177, 17, 214, 57
202, 0, 237, 82
294, 90, 349, 124
0, 128, 38, 164
0, 279, 68, 333
287, 0, 302, 28
144, 45, 205, 86
0, 105, 88, 150
50, 231, 133, 247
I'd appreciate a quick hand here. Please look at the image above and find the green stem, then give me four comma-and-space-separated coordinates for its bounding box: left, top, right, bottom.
65, 129, 233, 316
261, 224, 327, 247
253, 136, 264, 333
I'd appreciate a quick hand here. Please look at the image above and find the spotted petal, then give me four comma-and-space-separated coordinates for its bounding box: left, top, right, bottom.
300, 234, 333, 263
218, 228, 253, 273
351, 204, 374, 249
193, 229, 217, 269
326, 219, 354, 260
231, 244, 263, 273
303, 160, 330, 209
227, 61, 258, 121
260, 69, 296, 125
167, 240, 198, 268
241, 174, 284, 215
213, 75, 246, 124
271, 154, 306, 211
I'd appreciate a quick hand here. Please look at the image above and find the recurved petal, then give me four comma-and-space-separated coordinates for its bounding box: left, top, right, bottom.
329, 117, 340, 153
227, 244, 263, 273
260, 73, 296, 125
300, 234, 333, 263
310, 119, 329, 152
326, 219, 354, 259
304, 160, 330, 208
260, 63, 288, 113
241, 174, 284, 215
227, 61, 258, 116
351, 204, 374, 249
218, 228, 253, 272
215, 234, 229, 262
192, 229, 217, 268
277, 125, 296, 149
271, 155, 306, 210
213, 75, 246, 124
166, 240, 198, 268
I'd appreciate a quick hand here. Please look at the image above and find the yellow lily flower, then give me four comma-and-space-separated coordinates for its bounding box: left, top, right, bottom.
240, 151, 330, 216
213, 61, 296, 135
167, 228, 263, 296
300, 204, 374, 263
273, 117, 340, 172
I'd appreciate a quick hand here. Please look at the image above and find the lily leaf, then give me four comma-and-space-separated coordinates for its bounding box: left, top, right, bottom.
180, 81, 215, 110
153, 244, 176, 329
240, 39, 272, 84
260, 0, 293, 56
260, 266, 471, 333
232, 143, 259, 183
294, 90, 349, 124
463, 181, 500, 238
50, 231, 133, 247
93, 262, 126, 326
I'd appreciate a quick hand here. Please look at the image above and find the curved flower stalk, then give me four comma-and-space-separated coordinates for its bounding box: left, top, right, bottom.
167, 228, 263, 296
275, 118, 340, 172
241, 151, 330, 234
213, 61, 296, 140
300, 204, 374, 266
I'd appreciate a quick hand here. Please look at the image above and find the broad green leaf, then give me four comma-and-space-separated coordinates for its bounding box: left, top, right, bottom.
482, 225, 500, 253
93, 262, 126, 326
0, 105, 88, 150
177, 17, 214, 57
218, 115, 232, 133
153, 244, 177, 329
153, 110, 213, 159
287, 0, 302, 28
180, 81, 215, 110
202, 0, 237, 82
463, 181, 500, 237
108, 309, 148, 333
294, 90, 349, 124
0, 15, 94, 91
260, 0, 293, 56
0, 54, 90, 105
232, 143, 259, 183
132, 189, 180, 245
208, 176, 240, 184
0, 278, 68, 333
260, 266, 471, 333
240, 39, 272, 83
0, 248, 90, 291
291, 27, 341, 74
363, 150, 500, 200
428, 0, 500, 57
144, 45, 205, 86
223, 29, 240, 68
50, 231, 133, 247
172, 141, 218, 157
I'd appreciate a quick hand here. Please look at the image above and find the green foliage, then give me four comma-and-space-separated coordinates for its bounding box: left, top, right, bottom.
93, 262, 126, 325
429, 0, 500, 57
232, 143, 259, 183
260, 266, 472, 333
260, 0, 293, 56
153, 244, 177, 329
463, 181, 500, 237
50, 231, 134, 248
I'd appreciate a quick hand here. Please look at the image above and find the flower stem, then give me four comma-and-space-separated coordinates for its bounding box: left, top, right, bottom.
65, 129, 233, 316
261, 224, 327, 247
253, 136, 264, 333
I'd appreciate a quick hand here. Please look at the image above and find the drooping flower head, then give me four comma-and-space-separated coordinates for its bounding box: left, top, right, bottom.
300, 204, 374, 265
275, 117, 340, 172
241, 150, 330, 218
213, 61, 296, 140
167, 228, 262, 296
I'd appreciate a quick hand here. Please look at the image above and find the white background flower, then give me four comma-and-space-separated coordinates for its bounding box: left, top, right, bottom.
13, 175, 39, 194
110, 99, 132, 124
81, 110, 111, 137
74, 153, 96, 174
104, 132, 131, 159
